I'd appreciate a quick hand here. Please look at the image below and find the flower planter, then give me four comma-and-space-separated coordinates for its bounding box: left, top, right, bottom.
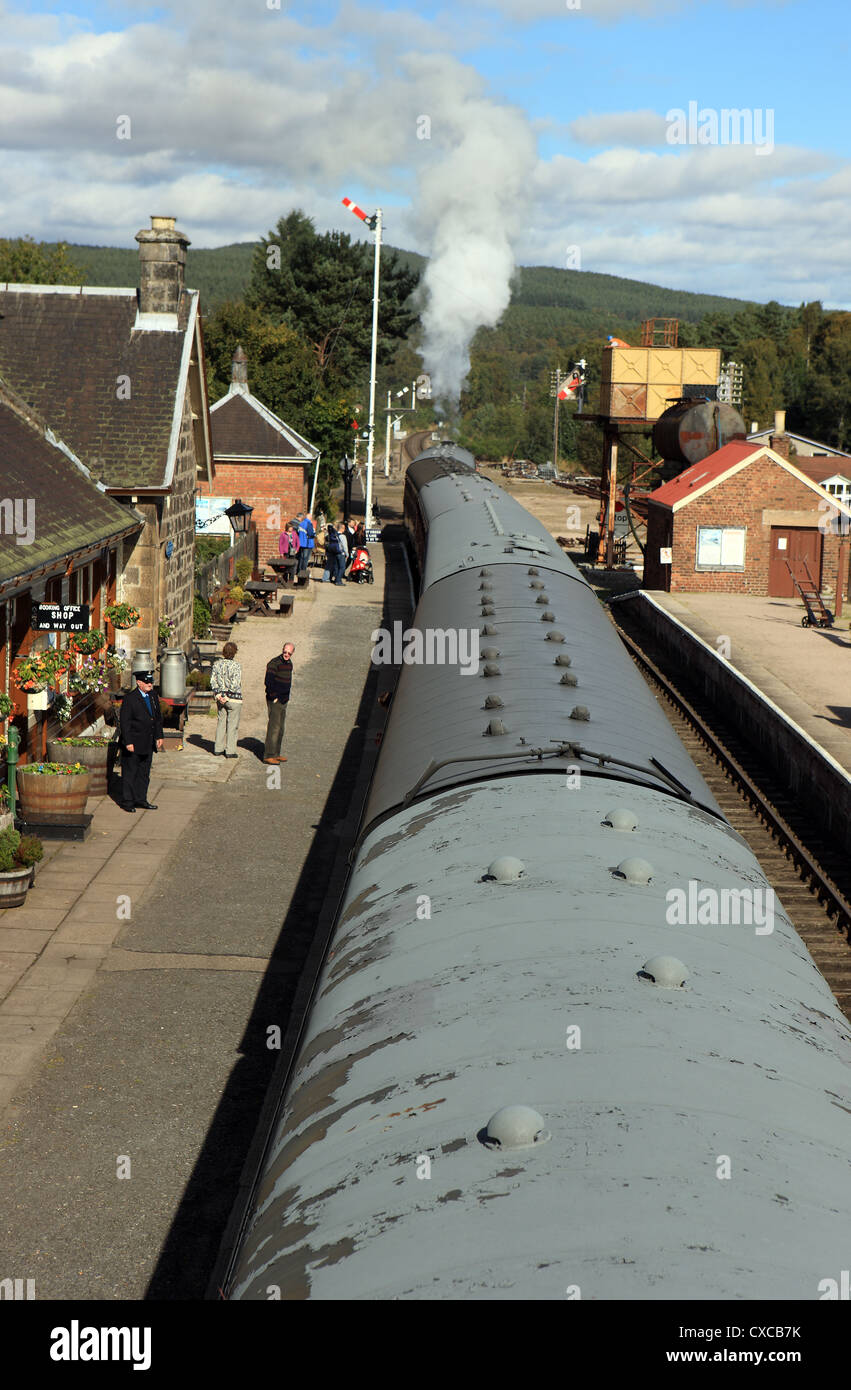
27, 689, 49, 712
208, 622, 233, 642
16, 765, 92, 821
47, 738, 114, 796
0, 866, 32, 909
196, 639, 218, 658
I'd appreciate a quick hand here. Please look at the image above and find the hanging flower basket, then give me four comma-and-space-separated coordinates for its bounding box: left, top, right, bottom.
71, 629, 106, 656
104, 603, 140, 630
27, 689, 50, 712
16, 648, 70, 694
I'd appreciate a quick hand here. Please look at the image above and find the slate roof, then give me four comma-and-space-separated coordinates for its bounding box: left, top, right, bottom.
0, 386, 143, 589
0, 286, 199, 490
210, 388, 318, 461
796, 457, 851, 486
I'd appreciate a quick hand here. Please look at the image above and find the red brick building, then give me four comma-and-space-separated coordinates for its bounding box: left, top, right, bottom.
643, 440, 851, 598
201, 348, 319, 567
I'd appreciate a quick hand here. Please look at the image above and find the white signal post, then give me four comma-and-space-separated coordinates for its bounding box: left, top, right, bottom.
342, 197, 382, 528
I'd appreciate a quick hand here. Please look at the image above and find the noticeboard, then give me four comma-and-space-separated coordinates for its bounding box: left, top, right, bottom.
364, 528, 383, 543
31, 603, 90, 633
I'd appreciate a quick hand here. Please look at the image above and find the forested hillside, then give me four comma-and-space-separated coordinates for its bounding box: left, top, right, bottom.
12, 232, 849, 470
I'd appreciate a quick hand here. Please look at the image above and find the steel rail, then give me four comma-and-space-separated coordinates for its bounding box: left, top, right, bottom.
613, 618, 851, 942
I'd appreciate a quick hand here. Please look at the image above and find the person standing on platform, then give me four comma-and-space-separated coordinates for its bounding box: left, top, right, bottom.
264, 642, 295, 764
119, 669, 164, 812
296, 514, 315, 580
211, 641, 243, 759
334, 518, 349, 584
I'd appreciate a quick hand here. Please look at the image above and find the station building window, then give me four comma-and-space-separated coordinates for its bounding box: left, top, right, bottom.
695, 526, 746, 571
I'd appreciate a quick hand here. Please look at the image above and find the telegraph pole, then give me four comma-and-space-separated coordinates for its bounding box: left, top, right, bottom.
343, 197, 382, 527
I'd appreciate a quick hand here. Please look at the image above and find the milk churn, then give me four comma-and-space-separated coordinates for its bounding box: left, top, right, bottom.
160, 649, 187, 699
131, 648, 154, 675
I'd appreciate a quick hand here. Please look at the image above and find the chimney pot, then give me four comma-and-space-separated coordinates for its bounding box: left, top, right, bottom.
774, 409, 786, 435
231, 345, 248, 389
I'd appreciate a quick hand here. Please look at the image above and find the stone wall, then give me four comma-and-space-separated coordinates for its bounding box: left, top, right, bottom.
162, 390, 198, 650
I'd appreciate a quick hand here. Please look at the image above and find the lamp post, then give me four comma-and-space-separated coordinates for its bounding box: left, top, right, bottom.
343, 197, 382, 527
340, 455, 355, 518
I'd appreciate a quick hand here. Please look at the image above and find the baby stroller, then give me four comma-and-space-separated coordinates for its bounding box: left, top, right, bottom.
348, 546, 374, 584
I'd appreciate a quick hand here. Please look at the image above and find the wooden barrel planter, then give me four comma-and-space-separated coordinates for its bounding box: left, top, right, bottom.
16, 765, 92, 821
0, 866, 32, 908
47, 737, 115, 796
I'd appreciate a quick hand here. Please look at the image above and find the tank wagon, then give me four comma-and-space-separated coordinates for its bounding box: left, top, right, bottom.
226, 447, 850, 1300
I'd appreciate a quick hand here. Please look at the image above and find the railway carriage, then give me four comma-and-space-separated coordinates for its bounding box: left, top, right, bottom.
226, 446, 850, 1300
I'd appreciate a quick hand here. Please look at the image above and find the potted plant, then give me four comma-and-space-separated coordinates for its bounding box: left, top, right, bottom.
104, 602, 140, 630
16, 760, 92, 821
69, 654, 112, 697
0, 784, 13, 835
235, 556, 254, 586
47, 732, 116, 796
186, 669, 215, 711
157, 615, 176, 656
0, 692, 13, 721
0, 827, 44, 908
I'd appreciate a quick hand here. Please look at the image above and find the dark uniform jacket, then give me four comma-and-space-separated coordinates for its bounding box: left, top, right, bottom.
119, 686, 164, 755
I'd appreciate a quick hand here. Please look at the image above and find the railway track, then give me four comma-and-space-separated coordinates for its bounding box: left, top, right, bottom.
609, 606, 851, 1024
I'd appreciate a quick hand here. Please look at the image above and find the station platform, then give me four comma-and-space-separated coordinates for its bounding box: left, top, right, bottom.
646, 592, 851, 775
0, 485, 413, 1300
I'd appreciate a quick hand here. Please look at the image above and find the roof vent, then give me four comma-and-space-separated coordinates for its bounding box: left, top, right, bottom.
481, 647, 500, 660
560, 672, 578, 687
570, 705, 590, 720
540, 611, 555, 622
530, 581, 545, 590
481, 604, 496, 616
545, 631, 565, 643
480, 568, 492, 577
528, 567, 539, 576
485, 718, 508, 736
482, 662, 501, 677
482, 1105, 550, 1150
485, 856, 525, 882
603, 808, 638, 832
535, 594, 550, 605
484, 694, 504, 709
480, 581, 493, 592
639, 956, 689, 988
481, 624, 498, 636
614, 857, 653, 885
554, 654, 571, 667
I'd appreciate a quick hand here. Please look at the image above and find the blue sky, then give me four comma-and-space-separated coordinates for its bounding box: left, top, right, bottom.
1, 0, 849, 309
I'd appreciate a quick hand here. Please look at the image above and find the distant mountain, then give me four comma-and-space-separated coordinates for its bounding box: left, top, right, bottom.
55, 240, 758, 323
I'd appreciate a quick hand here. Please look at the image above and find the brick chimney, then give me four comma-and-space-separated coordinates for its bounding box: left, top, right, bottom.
135, 215, 190, 315
769, 408, 791, 460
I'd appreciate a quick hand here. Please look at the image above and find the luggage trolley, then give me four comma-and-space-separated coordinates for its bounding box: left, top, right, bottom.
786, 558, 834, 628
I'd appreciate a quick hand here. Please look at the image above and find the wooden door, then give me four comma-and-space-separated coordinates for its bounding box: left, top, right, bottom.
769, 527, 823, 597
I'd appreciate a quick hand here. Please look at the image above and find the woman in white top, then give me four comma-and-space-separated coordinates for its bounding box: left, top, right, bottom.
210, 641, 243, 758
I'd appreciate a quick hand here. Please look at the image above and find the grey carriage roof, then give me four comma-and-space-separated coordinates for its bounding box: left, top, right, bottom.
413, 464, 583, 590
229, 774, 851, 1300
361, 560, 719, 835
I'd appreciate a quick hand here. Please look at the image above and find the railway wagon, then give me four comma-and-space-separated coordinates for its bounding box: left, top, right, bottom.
225, 446, 850, 1300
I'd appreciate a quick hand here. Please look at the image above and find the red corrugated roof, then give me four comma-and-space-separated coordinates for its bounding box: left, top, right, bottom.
646, 442, 761, 510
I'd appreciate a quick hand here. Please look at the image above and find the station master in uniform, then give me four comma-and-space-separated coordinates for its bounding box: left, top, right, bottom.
119, 668, 164, 812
